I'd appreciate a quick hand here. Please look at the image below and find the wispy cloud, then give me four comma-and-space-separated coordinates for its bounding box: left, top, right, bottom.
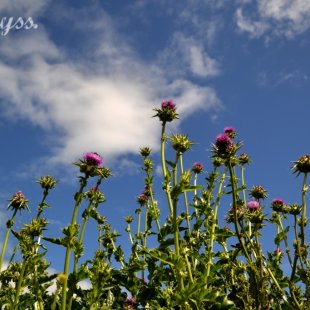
0, 2, 221, 170
235, 0, 310, 39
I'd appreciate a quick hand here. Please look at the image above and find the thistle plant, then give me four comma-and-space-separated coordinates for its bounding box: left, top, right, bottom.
0, 102, 309, 309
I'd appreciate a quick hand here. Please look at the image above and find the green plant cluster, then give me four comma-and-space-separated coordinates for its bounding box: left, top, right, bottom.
0, 102, 309, 309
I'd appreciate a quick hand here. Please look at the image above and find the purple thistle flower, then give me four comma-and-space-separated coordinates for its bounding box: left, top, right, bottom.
161, 99, 176, 110
224, 127, 235, 134
215, 133, 233, 154
83, 152, 103, 166
247, 200, 260, 211
272, 198, 284, 207
192, 162, 204, 174
224, 127, 236, 138
137, 193, 148, 206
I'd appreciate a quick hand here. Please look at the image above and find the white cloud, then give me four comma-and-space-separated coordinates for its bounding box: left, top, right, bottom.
160, 33, 220, 79
235, 0, 310, 38
0, 0, 50, 16
0, 5, 221, 168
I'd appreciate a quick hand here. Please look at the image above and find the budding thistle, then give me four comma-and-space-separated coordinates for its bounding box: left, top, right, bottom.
272, 198, 285, 212
249, 185, 268, 200
292, 154, 310, 175
239, 153, 251, 165
36, 175, 58, 190
224, 127, 236, 139
172, 134, 193, 154
153, 99, 179, 123
192, 162, 204, 174
7, 191, 29, 213
140, 147, 152, 157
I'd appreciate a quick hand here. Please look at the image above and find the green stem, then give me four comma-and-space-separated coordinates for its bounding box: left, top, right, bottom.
205, 170, 227, 285
0, 209, 17, 271
228, 160, 251, 262
179, 154, 191, 234
61, 176, 88, 310
13, 260, 27, 309
300, 173, 308, 248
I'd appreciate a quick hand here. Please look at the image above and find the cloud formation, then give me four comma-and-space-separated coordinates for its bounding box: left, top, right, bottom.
235, 0, 310, 38
0, 3, 221, 167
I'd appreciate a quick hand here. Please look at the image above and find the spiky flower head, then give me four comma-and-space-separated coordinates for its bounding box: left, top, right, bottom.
172, 134, 193, 154
36, 175, 58, 190
192, 162, 204, 174
140, 147, 152, 157
125, 216, 133, 224
224, 127, 236, 139
288, 203, 302, 215
74, 152, 106, 177
214, 133, 235, 157
247, 200, 260, 212
153, 99, 179, 123
161, 99, 176, 110
250, 185, 268, 200
238, 153, 251, 165
83, 152, 103, 166
7, 191, 29, 213
292, 154, 310, 175
272, 198, 285, 212
86, 186, 105, 204
137, 193, 148, 206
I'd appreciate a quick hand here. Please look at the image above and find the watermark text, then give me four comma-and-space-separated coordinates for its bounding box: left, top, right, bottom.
0, 17, 38, 36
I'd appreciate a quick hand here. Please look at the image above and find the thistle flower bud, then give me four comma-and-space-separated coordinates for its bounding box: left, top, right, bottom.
214, 133, 235, 157
153, 99, 179, 123
125, 216, 133, 224
83, 152, 103, 166
224, 127, 236, 139
292, 154, 310, 175
249, 185, 268, 200
57, 273, 68, 283
192, 162, 204, 174
289, 203, 302, 215
7, 191, 29, 212
140, 147, 152, 157
247, 200, 260, 212
137, 193, 148, 206
36, 175, 58, 190
172, 134, 193, 154
238, 153, 251, 165
272, 198, 285, 212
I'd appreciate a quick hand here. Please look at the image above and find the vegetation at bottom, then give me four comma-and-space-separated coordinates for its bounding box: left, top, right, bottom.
0, 100, 309, 309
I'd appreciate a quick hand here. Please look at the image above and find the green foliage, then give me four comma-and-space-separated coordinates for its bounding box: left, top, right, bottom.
0, 104, 309, 309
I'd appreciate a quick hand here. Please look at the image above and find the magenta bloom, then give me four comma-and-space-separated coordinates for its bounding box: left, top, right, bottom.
215, 133, 233, 154
83, 152, 103, 166
272, 198, 284, 207
224, 127, 235, 134
161, 99, 176, 110
192, 162, 204, 174
247, 200, 260, 211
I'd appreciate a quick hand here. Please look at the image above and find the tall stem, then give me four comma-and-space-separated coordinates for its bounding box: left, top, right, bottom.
61, 176, 88, 310
0, 209, 17, 271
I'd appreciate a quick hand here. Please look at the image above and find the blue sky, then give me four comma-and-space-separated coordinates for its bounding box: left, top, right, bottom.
0, 0, 309, 272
